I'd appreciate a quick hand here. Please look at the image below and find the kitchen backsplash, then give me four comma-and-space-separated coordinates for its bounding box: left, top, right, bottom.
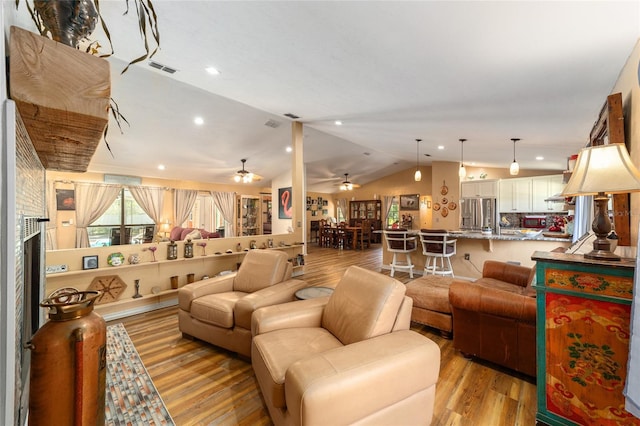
499, 212, 570, 230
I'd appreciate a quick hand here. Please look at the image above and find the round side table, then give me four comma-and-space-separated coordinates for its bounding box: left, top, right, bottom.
295, 286, 334, 300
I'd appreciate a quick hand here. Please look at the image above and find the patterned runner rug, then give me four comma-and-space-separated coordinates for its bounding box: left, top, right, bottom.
106, 323, 174, 425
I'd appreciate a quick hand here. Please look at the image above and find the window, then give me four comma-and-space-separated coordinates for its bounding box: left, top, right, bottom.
185, 194, 225, 233
88, 189, 154, 247
387, 199, 400, 227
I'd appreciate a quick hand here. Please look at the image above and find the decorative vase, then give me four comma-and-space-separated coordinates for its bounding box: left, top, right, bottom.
170, 276, 179, 289
28, 290, 106, 425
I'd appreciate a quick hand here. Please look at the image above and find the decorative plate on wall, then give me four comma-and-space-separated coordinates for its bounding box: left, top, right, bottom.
107, 252, 125, 266
433, 203, 441, 211
88, 275, 127, 304
449, 201, 457, 210
441, 207, 449, 217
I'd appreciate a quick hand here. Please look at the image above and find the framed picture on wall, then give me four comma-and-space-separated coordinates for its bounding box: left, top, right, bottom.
82, 255, 98, 270
56, 189, 76, 210
400, 194, 420, 210
278, 187, 293, 219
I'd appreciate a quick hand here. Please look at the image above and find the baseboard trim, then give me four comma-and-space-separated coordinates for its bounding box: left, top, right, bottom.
99, 298, 178, 322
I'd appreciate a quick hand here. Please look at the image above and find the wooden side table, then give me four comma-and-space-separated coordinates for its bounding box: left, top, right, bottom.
532, 251, 638, 425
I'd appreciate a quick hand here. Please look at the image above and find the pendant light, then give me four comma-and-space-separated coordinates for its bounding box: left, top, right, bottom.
414, 138, 422, 182
510, 138, 520, 176
458, 138, 467, 178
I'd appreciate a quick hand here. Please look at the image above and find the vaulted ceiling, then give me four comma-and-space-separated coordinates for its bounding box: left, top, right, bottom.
8, 1, 640, 192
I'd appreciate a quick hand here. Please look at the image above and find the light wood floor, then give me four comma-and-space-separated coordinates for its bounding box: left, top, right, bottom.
112, 244, 537, 426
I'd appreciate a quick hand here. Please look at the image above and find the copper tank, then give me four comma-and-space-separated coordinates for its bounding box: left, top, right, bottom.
28, 290, 106, 426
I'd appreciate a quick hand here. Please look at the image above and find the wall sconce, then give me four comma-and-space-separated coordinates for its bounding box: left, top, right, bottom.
562, 143, 640, 260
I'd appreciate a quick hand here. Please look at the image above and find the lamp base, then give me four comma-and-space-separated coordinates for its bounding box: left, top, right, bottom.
584, 192, 620, 261
584, 249, 621, 261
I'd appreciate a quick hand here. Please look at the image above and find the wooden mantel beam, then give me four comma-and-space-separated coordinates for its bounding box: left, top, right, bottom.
9, 26, 110, 172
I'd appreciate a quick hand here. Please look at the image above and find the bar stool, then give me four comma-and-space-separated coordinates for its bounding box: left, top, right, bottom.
383, 229, 417, 278
419, 230, 457, 277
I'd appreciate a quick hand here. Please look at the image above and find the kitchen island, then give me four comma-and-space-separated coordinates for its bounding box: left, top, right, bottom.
381, 230, 572, 280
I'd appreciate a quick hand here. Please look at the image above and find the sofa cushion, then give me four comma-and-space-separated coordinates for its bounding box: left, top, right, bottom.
169, 226, 186, 241
184, 229, 202, 240
252, 328, 343, 408
234, 250, 289, 293
322, 266, 406, 345
190, 291, 246, 328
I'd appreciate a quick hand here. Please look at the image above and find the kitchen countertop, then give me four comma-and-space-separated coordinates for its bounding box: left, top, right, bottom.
450, 230, 571, 242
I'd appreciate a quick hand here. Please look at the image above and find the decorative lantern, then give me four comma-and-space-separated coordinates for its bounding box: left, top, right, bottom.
184, 239, 194, 258
167, 240, 178, 260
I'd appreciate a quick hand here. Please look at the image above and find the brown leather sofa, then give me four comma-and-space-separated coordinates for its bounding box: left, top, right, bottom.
178, 250, 308, 357
251, 265, 441, 425
449, 260, 536, 377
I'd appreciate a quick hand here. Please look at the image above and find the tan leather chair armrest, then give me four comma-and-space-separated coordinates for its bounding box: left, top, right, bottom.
251, 297, 328, 336
235, 279, 308, 329
285, 330, 440, 425
177, 274, 235, 311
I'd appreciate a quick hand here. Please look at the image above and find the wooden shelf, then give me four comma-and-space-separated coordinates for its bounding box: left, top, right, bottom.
46, 244, 305, 278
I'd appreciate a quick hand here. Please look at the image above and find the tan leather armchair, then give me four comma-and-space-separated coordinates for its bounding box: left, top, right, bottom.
449, 260, 536, 377
178, 250, 307, 357
251, 265, 441, 426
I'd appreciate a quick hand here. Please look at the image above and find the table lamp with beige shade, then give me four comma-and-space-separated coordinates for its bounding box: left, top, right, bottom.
562, 143, 640, 261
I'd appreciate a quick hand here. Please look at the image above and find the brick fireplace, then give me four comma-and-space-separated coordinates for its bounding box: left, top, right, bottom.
2, 101, 46, 424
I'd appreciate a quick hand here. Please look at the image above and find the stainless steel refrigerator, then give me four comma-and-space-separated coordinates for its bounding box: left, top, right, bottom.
460, 198, 498, 232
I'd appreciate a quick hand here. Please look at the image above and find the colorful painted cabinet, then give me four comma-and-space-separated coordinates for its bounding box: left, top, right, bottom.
532, 251, 638, 425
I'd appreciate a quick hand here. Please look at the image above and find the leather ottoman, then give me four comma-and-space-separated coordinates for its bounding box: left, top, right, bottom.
405, 275, 454, 338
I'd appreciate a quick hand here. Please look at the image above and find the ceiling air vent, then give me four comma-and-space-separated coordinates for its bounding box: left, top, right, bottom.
284, 113, 300, 119
149, 60, 178, 74
264, 119, 282, 128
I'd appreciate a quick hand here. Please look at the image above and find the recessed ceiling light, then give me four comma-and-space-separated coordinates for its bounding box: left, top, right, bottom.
158, 164, 166, 170
536, 156, 544, 160
437, 145, 444, 150
286, 146, 292, 153
194, 116, 204, 125
205, 66, 220, 75
335, 120, 343, 126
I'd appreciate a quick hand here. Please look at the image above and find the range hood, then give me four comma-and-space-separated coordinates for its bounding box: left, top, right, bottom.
544, 194, 568, 203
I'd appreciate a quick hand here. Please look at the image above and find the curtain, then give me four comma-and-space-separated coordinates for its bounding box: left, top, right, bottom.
74, 183, 122, 248
572, 195, 593, 243
127, 186, 165, 226
45, 180, 58, 250
625, 233, 640, 417
337, 198, 347, 222
174, 189, 198, 228
383, 195, 395, 227
211, 191, 236, 237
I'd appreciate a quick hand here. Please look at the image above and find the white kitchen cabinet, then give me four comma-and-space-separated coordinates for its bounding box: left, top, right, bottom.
461, 180, 498, 198
531, 175, 566, 212
499, 178, 532, 212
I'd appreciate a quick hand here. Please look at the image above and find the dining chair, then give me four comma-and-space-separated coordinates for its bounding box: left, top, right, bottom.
419, 229, 457, 277
336, 221, 350, 249
360, 219, 373, 249
383, 229, 417, 278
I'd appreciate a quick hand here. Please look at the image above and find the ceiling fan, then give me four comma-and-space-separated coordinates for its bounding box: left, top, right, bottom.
338, 173, 359, 191
233, 159, 262, 183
